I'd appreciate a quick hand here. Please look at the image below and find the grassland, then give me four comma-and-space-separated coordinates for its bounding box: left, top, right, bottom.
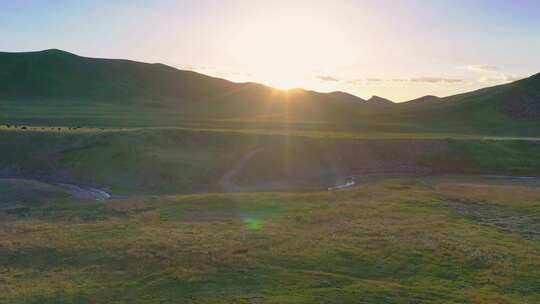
1, 178, 540, 303
2, 127, 540, 303
0, 178, 70, 209
2, 49, 540, 304
2, 127, 540, 196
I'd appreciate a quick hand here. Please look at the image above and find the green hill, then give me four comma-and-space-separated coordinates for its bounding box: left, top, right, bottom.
390, 73, 540, 135
2, 49, 539, 135
2, 127, 540, 196
2, 51, 540, 303
0, 49, 372, 128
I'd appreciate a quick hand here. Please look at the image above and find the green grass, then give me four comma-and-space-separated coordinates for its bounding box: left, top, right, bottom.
0, 128, 258, 195
2, 49, 540, 303
0, 179, 70, 209
2, 128, 540, 196
1, 178, 540, 303
447, 140, 540, 174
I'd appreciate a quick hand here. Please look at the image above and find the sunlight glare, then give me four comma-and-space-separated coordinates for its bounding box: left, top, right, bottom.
228, 12, 354, 90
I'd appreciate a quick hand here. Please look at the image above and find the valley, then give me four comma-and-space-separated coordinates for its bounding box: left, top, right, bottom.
1, 50, 540, 304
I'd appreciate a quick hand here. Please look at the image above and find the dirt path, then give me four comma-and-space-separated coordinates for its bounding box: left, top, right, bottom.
483, 175, 538, 180
220, 148, 263, 192
483, 136, 540, 141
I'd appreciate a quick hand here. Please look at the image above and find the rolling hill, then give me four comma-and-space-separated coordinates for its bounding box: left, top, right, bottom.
2, 48, 540, 195
1, 49, 539, 135
392, 73, 540, 134
0, 49, 374, 128
2, 51, 540, 304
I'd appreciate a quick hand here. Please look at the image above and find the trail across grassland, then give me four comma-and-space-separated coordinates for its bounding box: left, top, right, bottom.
220, 148, 263, 192
483, 136, 540, 141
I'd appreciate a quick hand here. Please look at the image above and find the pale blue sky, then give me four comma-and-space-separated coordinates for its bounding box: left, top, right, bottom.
1, 0, 539, 101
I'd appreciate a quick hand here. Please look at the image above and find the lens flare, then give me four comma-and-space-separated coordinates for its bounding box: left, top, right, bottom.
242, 217, 265, 230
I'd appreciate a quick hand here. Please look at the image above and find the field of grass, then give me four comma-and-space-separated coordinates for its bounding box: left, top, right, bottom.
0, 178, 70, 209
1, 178, 540, 303
2, 122, 540, 304
4, 100, 540, 137
3, 49, 540, 304
3, 86, 540, 138
2, 127, 540, 196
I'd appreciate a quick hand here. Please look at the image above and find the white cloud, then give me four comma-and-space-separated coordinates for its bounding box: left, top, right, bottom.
316, 75, 339, 82
410, 77, 463, 84
479, 74, 523, 83
463, 64, 523, 84
464, 64, 499, 73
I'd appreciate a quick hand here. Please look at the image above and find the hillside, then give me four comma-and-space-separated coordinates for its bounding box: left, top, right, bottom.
390, 74, 540, 134
2, 51, 540, 304
366, 95, 394, 106
402, 95, 440, 104
1, 49, 540, 136
499, 73, 540, 118
2, 127, 540, 196
0, 49, 371, 128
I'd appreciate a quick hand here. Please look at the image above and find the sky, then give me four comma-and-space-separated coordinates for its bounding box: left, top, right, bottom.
1, 0, 540, 102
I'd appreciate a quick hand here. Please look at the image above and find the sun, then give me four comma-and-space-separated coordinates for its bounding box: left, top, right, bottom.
226, 12, 354, 90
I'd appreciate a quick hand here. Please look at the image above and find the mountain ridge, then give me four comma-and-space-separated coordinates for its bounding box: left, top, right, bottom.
367, 95, 394, 105
1, 49, 540, 135
0, 49, 369, 103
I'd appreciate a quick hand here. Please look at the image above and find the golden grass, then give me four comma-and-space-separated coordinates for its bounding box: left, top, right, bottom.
1, 178, 540, 303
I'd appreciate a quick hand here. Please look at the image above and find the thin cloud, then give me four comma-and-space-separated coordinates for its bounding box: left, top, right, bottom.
347, 78, 386, 86
479, 74, 523, 83
504, 75, 523, 82
316, 75, 339, 82
410, 77, 463, 84
463, 64, 523, 84
346, 79, 363, 86
346, 77, 465, 86
179, 65, 198, 70
465, 64, 499, 73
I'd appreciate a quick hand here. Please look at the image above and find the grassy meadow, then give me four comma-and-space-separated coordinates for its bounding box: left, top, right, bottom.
2, 127, 540, 196
2, 44, 540, 304
2, 127, 540, 303
1, 178, 540, 303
